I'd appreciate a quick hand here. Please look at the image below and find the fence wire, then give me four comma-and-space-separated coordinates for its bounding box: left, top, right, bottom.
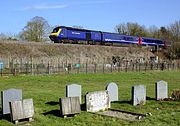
0, 62, 180, 76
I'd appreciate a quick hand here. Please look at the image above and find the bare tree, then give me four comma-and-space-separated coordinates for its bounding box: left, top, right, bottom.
20, 16, 51, 42
148, 25, 160, 38
168, 20, 180, 42
115, 23, 128, 34
115, 22, 147, 37
0, 33, 18, 41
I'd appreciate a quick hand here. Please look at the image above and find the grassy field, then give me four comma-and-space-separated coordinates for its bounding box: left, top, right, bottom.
0, 71, 180, 126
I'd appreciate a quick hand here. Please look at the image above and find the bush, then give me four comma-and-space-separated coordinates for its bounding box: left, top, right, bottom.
172, 90, 180, 100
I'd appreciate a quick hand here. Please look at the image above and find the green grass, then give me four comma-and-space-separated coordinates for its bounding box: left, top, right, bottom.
0, 71, 180, 126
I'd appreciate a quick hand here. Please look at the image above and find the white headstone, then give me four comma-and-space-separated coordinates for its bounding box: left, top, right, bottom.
132, 85, 146, 106
23, 99, 34, 118
156, 80, 168, 100
106, 82, 118, 102
1, 88, 22, 114
86, 90, 110, 112
66, 84, 82, 103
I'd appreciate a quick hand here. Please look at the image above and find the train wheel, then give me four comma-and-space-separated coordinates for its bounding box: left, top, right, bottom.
54, 39, 62, 43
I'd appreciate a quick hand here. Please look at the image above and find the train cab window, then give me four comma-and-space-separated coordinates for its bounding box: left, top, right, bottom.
52, 27, 60, 33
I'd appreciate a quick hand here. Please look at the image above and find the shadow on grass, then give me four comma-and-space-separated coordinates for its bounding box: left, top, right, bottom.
146, 96, 156, 101
45, 101, 59, 106
81, 103, 86, 111
43, 109, 60, 117
113, 100, 132, 104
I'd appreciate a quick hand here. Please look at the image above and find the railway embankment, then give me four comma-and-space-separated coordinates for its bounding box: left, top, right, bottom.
0, 40, 154, 63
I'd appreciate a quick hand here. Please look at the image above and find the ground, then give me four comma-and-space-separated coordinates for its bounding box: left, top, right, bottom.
0, 40, 154, 64
0, 71, 179, 126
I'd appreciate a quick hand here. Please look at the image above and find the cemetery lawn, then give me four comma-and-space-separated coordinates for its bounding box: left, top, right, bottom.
0, 71, 180, 126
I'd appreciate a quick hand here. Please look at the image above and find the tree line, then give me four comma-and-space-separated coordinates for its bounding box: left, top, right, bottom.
115, 21, 180, 43
115, 22, 180, 59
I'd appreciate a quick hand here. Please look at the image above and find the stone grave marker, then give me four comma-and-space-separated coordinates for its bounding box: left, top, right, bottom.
9, 98, 34, 124
23, 99, 34, 119
132, 85, 146, 106
86, 90, 110, 112
66, 84, 82, 103
106, 82, 118, 102
59, 97, 81, 117
10, 100, 23, 122
1, 88, 22, 115
156, 80, 168, 100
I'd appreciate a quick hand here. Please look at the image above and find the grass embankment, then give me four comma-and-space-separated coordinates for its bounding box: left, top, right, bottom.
0, 71, 180, 126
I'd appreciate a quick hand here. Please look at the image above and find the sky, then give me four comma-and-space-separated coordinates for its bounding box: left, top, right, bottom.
0, 0, 180, 34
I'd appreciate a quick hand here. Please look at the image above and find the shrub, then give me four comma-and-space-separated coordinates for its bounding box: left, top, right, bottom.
172, 90, 180, 100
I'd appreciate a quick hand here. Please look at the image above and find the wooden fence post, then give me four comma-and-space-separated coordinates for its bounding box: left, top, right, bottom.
48, 61, 50, 74
139, 63, 141, 72
20, 58, 23, 73
135, 63, 138, 71
150, 63, 152, 70
103, 64, 105, 73
111, 64, 113, 73
145, 63, 147, 71
178, 62, 180, 70
118, 63, 120, 72
13, 68, 16, 76
1, 68, 2, 76
156, 63, 158, 70
125, 62, 128, 72
94, 64, 97, 73
86, 63, 88, 74
132, 63, 134, 71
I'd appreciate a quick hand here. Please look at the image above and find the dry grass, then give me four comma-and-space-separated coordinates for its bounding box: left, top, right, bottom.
0, 40, 154, 63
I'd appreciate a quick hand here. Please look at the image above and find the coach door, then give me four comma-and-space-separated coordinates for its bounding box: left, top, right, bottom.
86, 32, 91, 41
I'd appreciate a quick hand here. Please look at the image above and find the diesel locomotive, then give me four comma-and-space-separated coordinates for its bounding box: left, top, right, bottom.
49, 26, 165, 47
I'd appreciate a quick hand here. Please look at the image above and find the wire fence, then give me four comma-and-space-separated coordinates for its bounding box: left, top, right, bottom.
0, 61, 180, 76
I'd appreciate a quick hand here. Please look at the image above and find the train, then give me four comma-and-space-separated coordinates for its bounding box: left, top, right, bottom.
49, 26, 166, 47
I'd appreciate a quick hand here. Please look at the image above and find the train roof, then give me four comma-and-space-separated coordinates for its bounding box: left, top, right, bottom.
55, 26, 137, 37
56, 26, 101, 33
53, 26, 163, 41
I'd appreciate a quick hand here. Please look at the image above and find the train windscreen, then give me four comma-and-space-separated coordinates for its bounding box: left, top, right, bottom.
52, 27, 60, 33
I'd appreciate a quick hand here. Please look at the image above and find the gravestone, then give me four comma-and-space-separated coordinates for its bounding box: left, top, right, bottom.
132, 85, 146, 106
1, 89, 22, 114
9, 100, 23, 121
66, 84, 82, 103
9, 99, 34, 124
59, 97, 81, 117
86, 90, 110, 112
106, 82, 118, 102
23, 99, 34, 119
156, 80, 168, 100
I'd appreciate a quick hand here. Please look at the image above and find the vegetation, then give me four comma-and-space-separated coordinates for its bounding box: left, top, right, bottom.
0, 41, 152, 64
0, 71, 180, 126
19, 16, 51, 42
0, 16, 180, 59
115, 21, 180, 59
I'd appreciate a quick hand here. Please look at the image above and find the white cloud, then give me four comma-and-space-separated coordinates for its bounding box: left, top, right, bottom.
19, 0, 111, 11
72, 0, 111, 6
20, 4, 68, 11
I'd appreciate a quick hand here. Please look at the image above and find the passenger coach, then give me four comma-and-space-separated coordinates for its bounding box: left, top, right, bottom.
49, 26, 165, 47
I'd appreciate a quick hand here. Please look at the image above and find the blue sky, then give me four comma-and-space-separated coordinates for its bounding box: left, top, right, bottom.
0, 0, 180, 34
